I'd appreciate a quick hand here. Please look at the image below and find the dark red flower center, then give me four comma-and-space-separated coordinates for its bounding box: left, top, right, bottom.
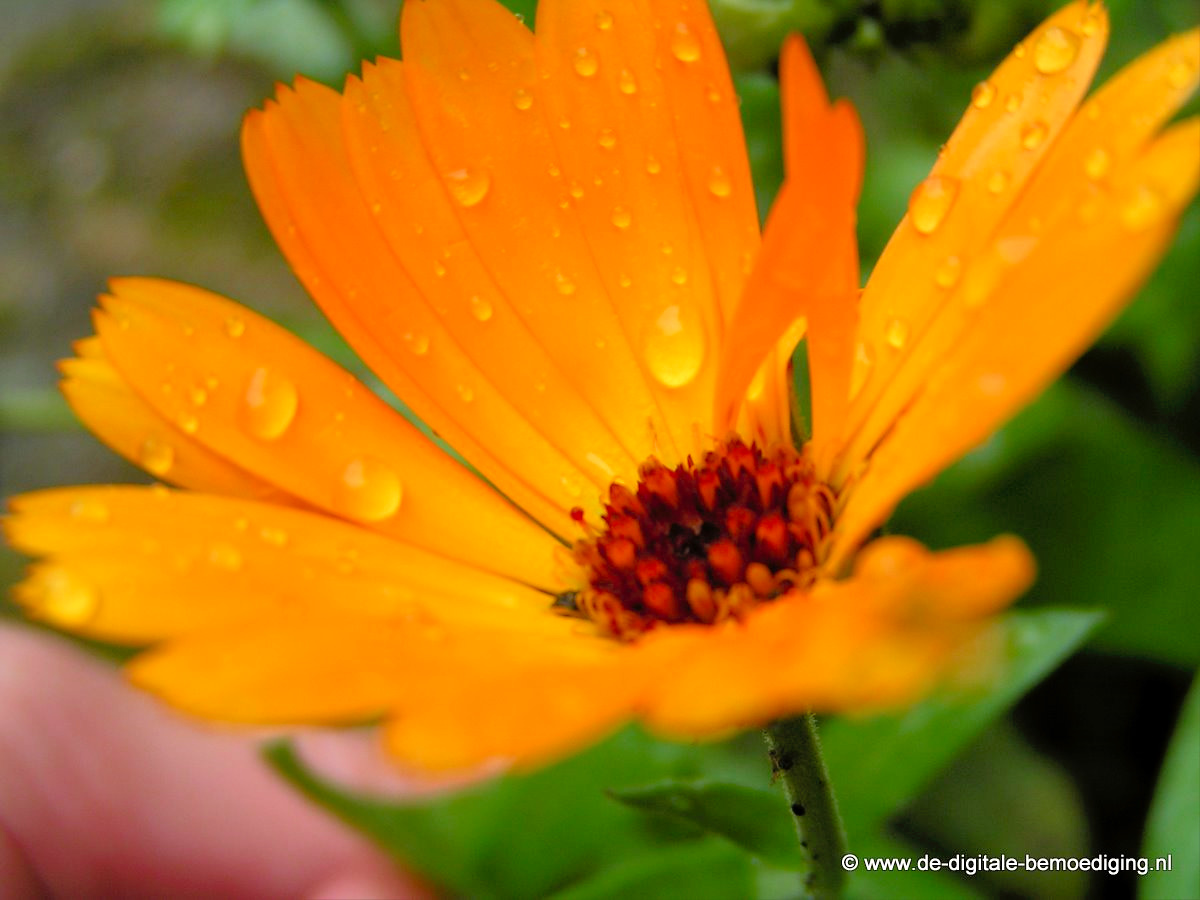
559, 438, 836, 641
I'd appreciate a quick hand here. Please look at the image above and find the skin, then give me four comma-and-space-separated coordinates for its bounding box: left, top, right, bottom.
0, 624, 430, 900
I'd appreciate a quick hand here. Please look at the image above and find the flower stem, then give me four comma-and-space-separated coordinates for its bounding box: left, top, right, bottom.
764, 714, 847, 899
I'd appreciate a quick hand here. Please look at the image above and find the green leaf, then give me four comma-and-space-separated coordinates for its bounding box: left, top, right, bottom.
893, 380, 1200, 667
1140, 673, 1200, 900
547, 839, 755, 900
610, 781, 801, 869
820, 608, 1102, 841
266, 726, 734, 899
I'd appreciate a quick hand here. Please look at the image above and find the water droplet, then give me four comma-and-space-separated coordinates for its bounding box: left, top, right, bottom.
970, 80, 996, 109
239, 367, 298, 441
260, 526, 288, 547
1013, 41, 1027, 59
208, 542, 243, 571
670, 267, 688, 286
139, 437, 174, 475
987, 170, 1010, 195
69, 498, 110, 523
204, 375, 219, 391
1004, 93, 1021, 113
37, 568, 99, 626
618, 274, 632, 288
224, 317, 246, 338
908, 174, 960, 235
611, 206, 632, 229
573, 48, 599, 77
555, 272, 577, 295
618, 69, 637, 95
642, 304, 706, 388
512, 88, 533, 111
547, 164, 561, 178
934, 255, 962, 288
177, 412, 199, 435
597, 127, 617, 150
445, 168, 491, 207
456, 384, 475, 403
1020, 120, 1048, 150
457, 68, 470, 82
1080, 9, 1102, 36
645, 155, 662, 175
561, 475, 583, 498
1083, 146, 1110, 180
469, 295, 494, 321
707, 166, 732, 198
189, 386, 208, 407
1033, 26, 1080, 74
594, 9, 614, 30
1121, 185, 1164, 231
336, 457, 402, 522
885, 318, 909, 350
404, 332, 430, 356
670, 23, 701, 63
569, 182, 585, 200
1167, 58, 1195, 90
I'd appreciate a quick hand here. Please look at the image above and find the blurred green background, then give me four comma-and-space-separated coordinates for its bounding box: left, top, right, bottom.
1, 0, 1197, 897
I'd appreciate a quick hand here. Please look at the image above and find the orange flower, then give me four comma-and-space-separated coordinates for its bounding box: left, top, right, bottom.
7, 0, 1197, 772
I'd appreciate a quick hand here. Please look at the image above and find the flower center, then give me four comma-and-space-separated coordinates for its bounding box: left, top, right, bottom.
559, 438, 836, 640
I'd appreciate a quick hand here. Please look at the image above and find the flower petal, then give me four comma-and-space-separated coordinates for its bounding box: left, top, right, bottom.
342, 60, 639, 493
399, 0, 697, 459
830, 29, 1200, 563
60, 339, 286, 502
125, 611, 618, 730
7, 486, 569, 644
640, 535, 1034, 734
91, 278, 560, 587
715, 35, 863, 457
837, 1, 1110, 476
244, 78, 591, 535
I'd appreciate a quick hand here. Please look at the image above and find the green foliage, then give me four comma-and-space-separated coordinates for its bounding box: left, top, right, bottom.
1141, 673, 1200, 900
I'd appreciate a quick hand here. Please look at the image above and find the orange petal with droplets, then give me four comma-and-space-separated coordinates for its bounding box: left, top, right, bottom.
7, 486, 570, 644
91, 278, 560, 587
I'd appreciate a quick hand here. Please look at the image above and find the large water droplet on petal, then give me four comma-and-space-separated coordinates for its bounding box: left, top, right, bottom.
36, 568, 100, 626
573, 47, 599, 77
469, 295, 494, 321
908, 175, 960, 235
445, 168, 491, 207
1121, 185, 1165, 231
336, 457, 402, 522
404, 332, 430, 356
1084, 146, 1110, 180
240, 367, 298, 441
885, 318, 910, 350
970, 80, 996, 109
670, 23, 701, 63
1020, 120, 1049, 150
1033, 26, 1080, 74
643, 304, 706, 388
707, 166, 732, 198
139, 437, 175, 475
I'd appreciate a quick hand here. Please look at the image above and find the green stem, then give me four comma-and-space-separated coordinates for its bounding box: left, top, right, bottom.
764, 714, 847, 899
